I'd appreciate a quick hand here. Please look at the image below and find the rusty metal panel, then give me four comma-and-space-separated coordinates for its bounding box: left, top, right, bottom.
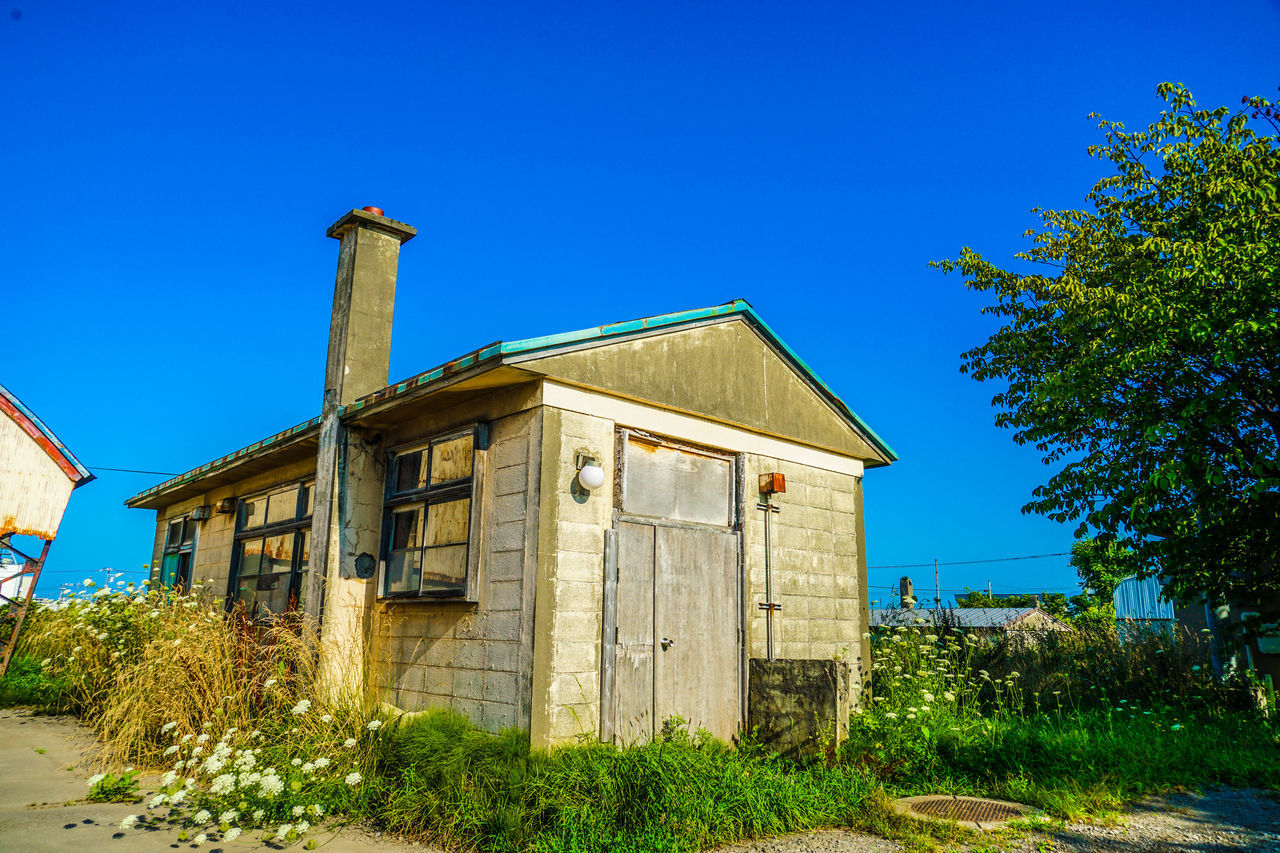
622, 439, 732, 527
653, 525, 741, 740
0, 414, 77, 539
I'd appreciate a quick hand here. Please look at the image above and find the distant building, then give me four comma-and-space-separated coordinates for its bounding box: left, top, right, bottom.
870, 606, 1072, 636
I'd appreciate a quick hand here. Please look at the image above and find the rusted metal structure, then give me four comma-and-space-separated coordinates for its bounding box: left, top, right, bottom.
0, 383, 94, 675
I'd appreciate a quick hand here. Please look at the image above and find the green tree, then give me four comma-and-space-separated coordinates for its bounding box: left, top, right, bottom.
935, 84, 1280, 615
954, 589, 1071, 619
1068, 536, 1136, 603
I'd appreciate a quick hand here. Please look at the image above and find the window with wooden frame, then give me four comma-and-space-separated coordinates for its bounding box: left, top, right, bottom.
381, 424, 487, 601
229, 481, 314, 616
159, 516, 197, 590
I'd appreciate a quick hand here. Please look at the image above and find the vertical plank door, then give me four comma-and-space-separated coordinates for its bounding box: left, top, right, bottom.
613, 521, 655, 743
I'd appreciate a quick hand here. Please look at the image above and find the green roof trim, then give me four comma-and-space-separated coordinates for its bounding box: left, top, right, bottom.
127, 299, 894, 507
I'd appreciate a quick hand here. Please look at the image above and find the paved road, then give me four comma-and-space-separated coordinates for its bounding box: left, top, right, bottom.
0, 709, 435, 853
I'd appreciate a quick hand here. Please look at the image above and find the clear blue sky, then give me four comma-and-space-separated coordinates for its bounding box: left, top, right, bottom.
4, 0, 1277, 601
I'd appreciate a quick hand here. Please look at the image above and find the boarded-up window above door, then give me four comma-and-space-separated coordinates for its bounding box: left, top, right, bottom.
621, 436, 734, 526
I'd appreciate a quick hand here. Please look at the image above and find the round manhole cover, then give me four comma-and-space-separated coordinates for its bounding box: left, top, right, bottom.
892, 795, 1039, 830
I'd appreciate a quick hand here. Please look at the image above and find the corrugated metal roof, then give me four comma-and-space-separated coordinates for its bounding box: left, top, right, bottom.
0, 383, 93, 486
1113, 575, 1175, 621
870, 607, 1046, 629
127, 300, 895, 508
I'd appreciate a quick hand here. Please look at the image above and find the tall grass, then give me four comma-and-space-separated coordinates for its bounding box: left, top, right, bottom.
371, 709, 883, 853
845, 619, 1279, 817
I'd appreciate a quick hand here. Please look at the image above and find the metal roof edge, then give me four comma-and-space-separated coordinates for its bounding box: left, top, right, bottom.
0, 382, 94, 487
125, 298, 898, 508
124, 416, 322, 507
499, 299, 896, 463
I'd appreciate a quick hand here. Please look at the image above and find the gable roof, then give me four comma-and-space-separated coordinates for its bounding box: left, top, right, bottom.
0, 383, 93, 487
128, 300, 894, 508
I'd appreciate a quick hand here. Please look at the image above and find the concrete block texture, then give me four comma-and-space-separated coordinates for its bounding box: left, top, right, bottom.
371, 408, 540, 733
747, 658, 852, 758
742, 453, 864, 702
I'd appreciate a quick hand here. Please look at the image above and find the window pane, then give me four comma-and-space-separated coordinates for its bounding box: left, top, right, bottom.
180, 519, 196, 546
386, 550, 422, 595
420, 545, 467, 594
166, 520, 184, 550
425, 499, 470, 546
301, 483, 314, 517
250, 572, 292, 615
430, 435, 474, 485
390, 507, 422, 550
239, 538, 265, 578
298, 530, 311, 572
241, 496, 266, 530
263, 534, 294, 574
395, 450, 427, 493
266, 485, 300, 525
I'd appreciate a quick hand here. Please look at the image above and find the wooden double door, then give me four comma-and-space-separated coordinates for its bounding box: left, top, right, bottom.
607, 519, 741, 743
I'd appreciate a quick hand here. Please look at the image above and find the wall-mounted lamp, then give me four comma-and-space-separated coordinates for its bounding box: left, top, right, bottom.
575, 453, 606, 491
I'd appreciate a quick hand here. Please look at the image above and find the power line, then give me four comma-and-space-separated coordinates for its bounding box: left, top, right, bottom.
87, 466, 177, 476
868, 551, 1070, 570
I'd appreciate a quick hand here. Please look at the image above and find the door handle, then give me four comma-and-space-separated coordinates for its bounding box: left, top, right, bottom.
661, 637, 675, 651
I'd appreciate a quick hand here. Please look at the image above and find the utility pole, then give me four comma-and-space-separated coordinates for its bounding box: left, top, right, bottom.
934, 558, 941, 607
987, 579, 992, 596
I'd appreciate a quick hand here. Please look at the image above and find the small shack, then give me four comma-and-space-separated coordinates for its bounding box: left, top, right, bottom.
0, 382, 95, 672
126, 208, 895, 748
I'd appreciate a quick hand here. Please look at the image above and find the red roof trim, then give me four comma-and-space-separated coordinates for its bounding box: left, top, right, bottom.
0, 385, 94, 487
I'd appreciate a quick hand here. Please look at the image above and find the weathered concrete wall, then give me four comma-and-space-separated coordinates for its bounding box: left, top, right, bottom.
528, 406, 615, 748
747, 658, 851, 758
741, 454, 868, 693
150, 457, 317, 595
373, 407, 541, 733
520, 319, 889, 463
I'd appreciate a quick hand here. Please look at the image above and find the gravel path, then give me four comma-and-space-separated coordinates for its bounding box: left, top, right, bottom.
712, 788, 1280, 853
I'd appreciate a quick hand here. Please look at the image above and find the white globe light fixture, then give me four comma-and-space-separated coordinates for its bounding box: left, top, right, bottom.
577, 463, 606, 491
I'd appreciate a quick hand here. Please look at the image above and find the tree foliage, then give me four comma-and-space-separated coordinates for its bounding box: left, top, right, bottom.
935, 84, 1280, 613
1068, 536, 1136, 602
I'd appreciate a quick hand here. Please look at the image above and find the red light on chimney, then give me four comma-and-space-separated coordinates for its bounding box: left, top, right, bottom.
363, 206, 385, 216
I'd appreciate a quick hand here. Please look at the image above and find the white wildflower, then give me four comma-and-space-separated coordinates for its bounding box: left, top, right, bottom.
885, 712, 898, 720
120, 815, 138, 830
87, 773, 106, 787
301, 762, 315, 773
343, 738, 357, 747
923, 693, 935, 703
168, 789, 186, 805
218, 809, 238, 823
290, 699, 311, 716
210, 774, 235, 795
943, 691, 956, 702
263, 679, 277, 688
274, 823, 293, 841
161, 721, 178, 735
163, 745, 179, 757
297, 820, 310, 833
259, 774, 284, 797
193, 809, 212, 824
192, 833, 206, 847
291, 758, 302, 767
344, 771, 363, 786
366, 719, 383, 731
160, 770, 178, 787
309, 804, 324, 817
196, 733, 209, 744
224, 828, 242, 842
148, 794, 167, 808
320, 714, 333, 723
313, 757, 330, 769
292, 806, 304, 817
252, 809, 265, 821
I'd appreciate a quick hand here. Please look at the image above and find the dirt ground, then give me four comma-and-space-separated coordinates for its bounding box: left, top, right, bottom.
1, 708, 1276, 853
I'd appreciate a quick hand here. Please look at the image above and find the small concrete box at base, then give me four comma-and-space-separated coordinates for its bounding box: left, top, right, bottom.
747, 658, 852, 757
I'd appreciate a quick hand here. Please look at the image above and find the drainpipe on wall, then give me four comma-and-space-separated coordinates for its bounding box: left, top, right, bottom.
307, 209, 416, 687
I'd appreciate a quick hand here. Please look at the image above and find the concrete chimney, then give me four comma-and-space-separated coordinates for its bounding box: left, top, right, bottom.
323, 208, 417, 406
899, 576, 915, 610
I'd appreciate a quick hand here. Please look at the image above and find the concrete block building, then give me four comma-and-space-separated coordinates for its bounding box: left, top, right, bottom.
127, 208, 895, 748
